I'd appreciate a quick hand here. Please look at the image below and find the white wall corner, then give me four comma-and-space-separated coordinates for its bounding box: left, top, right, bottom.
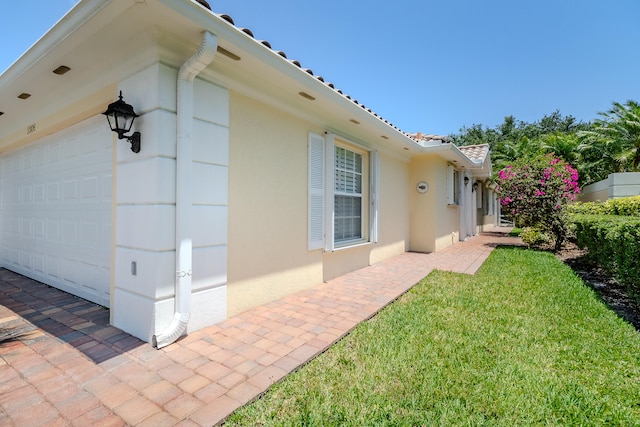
188, 286, 227, 333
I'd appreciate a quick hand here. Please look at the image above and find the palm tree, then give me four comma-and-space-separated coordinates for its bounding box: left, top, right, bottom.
539, 133, 579, 164
579, 100, 640, 176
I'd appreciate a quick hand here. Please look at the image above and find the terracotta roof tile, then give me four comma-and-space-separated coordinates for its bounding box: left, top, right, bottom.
458, 144, 490, 162
409, 132, 452, 143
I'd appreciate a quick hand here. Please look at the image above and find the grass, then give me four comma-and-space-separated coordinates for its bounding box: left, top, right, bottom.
225, 247, 640, 426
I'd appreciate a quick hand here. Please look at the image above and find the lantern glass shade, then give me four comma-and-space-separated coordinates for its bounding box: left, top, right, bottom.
102, 91, 138, 139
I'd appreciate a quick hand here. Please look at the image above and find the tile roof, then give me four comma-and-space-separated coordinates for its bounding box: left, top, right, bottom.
409, 132, 452, 144
194, 0, 211, 9
458, 144, 490, 162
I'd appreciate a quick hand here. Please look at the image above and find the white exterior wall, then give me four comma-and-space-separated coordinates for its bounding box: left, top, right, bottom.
580, 177, 611, 202
112, 63, 229, 341
609, 172, 640, 199
188, 77, 229, 332
580, 172, 640, 202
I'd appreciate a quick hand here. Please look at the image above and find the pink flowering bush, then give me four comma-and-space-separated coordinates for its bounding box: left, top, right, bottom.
497, 154, 580, 250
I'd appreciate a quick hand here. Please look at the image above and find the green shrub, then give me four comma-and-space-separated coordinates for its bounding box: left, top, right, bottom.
567, 201, 608, 216
606, 195, 640, 216
569, 195, 640, 216
571, 213, 640, 300
520, 226, 552, 246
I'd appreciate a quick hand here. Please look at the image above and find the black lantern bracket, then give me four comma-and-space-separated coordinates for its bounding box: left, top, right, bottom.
124, 131, 141, 154
102, 91, 141, 153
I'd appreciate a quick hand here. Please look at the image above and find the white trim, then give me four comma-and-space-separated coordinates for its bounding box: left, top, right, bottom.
331, 240, 373, 252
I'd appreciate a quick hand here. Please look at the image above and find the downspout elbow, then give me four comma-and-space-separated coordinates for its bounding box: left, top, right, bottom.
153, 31, 218, 349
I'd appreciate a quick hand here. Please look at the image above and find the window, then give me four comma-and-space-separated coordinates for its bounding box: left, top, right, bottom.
308, 133, 378, 251
483, 186, 495, 216
447, 165, 461, 205
334, 146, 363, 243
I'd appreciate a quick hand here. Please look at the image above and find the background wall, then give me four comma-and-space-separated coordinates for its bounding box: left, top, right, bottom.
580, 172, 640, 202
227, 92, 413, 316
369, 154, 410, 265
227, 92, 324, 317
409, 156, 460, 253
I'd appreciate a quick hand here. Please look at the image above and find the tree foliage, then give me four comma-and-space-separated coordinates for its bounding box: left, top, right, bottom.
577, 100, 640, 180
496, 154, 580, 250
450, 111, 591, 183
451, 101, 640, 187
452, 100, 639, 252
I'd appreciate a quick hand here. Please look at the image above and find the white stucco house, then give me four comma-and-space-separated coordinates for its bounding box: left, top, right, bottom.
0, 0, 495, 347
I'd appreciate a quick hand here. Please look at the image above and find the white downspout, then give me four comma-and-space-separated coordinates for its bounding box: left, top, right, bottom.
153, 31, 218, 349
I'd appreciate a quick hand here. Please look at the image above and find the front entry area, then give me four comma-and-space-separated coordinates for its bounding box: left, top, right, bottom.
0, 117, 112, 307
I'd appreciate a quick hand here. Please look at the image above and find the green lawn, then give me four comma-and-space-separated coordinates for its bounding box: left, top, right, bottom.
225, 247, 640, 426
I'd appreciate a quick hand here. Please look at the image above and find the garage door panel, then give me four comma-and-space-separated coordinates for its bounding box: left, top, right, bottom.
62, 258, 78, 285
33, 252, 45, 276
0, 117, 112, 307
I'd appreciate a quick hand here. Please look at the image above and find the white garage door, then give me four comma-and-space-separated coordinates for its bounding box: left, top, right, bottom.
0, 117, 112, 307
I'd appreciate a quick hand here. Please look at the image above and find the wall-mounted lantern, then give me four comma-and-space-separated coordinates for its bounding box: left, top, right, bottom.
472, 182, 479, 192
103, 91, 141, 153
464, 176, 469, 186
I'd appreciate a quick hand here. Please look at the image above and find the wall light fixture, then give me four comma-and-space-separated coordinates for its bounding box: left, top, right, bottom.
103, 91, 141, 153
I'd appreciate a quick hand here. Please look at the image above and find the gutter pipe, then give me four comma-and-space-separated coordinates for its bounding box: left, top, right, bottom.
153, 31, 218, 348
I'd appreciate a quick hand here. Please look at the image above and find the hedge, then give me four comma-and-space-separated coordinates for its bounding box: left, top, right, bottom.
569, 195, 640, 216
570, 213, 640, 300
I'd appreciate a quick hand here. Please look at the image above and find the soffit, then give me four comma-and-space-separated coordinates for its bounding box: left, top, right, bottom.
0, 1, 164, 143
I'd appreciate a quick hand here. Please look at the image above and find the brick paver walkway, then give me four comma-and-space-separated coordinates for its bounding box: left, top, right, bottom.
0, 228, 519, 426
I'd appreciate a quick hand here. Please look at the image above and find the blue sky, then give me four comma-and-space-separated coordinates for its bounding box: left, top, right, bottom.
2, 0, 639, 136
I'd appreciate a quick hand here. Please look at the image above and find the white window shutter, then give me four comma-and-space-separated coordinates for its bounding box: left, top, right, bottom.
446, 164, 454, 204
308, 133, 325, 250
370, 150, 380, 243
324, 133, 336, 252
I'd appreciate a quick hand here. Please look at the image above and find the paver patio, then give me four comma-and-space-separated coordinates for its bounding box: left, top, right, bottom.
0, 227, 520, 426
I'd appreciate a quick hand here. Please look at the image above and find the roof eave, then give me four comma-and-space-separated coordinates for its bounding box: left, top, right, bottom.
157, 0, 422, 152
0, 0, 122, 91
417, 143, 476, 169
